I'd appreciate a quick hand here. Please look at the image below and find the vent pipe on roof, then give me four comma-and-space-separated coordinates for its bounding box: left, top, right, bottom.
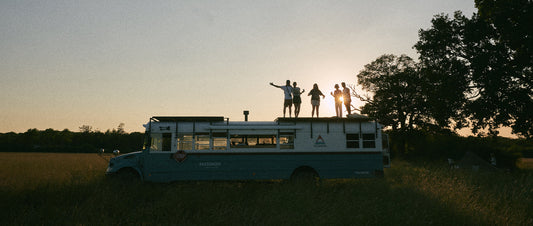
243, 110, 249, 121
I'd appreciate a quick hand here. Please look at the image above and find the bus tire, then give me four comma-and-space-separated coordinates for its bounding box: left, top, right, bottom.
290, 166, 319, 184
115, 168, 140, 181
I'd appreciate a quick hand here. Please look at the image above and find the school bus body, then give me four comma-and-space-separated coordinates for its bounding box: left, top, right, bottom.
106, 116, 390, 182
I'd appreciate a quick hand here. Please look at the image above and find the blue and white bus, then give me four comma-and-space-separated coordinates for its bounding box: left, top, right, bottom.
106, 115, 391, 182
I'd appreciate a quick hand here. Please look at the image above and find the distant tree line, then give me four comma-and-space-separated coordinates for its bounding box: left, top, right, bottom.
387, 129, 533, 170
0, 125, 144, 154
354, 0, 532, 139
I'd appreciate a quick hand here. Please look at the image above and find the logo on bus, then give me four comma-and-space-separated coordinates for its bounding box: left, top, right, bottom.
314, 135, 327, 147
173, 150, 187, 163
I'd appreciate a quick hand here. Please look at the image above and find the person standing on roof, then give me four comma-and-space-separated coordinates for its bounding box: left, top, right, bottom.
341, 82, 352, 116
292, 82, 305, 118
331, 84, 343, 117
270, 80, 293, 118
308, 83, 325, 118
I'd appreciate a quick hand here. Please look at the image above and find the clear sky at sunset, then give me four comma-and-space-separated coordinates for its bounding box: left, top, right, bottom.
1, 0, 478, 133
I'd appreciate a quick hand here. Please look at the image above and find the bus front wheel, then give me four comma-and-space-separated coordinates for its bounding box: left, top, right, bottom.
115, 168, 140, 181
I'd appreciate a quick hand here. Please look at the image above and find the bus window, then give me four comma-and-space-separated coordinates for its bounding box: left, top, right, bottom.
177, 133, 193, 150
151, 133, 171, 151
195, 133, 210, 150
230, 135, 246, 148
346, 134, 360, 148
257, 136, 276, 148
280, 133, 294, 149
362, 133, 376, 148
151, 134, 162, 151
230, 135, 276, 148
162, 133, 172, 151
213, 132, 227, 150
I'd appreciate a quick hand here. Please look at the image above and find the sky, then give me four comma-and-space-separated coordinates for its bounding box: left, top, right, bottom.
0, 0, 483, 134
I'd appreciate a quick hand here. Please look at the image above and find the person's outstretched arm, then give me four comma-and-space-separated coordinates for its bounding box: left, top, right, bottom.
270, 82, 281, 88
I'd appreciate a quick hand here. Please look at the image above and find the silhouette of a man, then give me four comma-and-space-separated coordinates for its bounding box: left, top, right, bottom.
342, 82, 352, 115
270, 80, 293, 118
292, 82, 305, 118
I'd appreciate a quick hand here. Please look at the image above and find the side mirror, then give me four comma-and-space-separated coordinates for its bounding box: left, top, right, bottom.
113, 150, 120, 156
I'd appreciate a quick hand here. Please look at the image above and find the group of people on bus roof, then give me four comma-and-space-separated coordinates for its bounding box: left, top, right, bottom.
270, 80, 351, 118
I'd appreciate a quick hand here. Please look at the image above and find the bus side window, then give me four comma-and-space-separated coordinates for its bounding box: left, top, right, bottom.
151, 133, 171, 151
151, 133, 162, 151
162, 133, 172, 151
195, 133, 210, 150
346, 134, 360, 148
230, 135, 245, 148
362, 133, 376, 148
279, 133, 294, 149
258, 136, 276, 148
177, 133, 193, 150
213, 132, 227, 150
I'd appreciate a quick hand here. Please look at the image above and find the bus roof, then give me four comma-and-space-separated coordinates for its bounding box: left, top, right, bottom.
275, 116, 373, 123
151, 116, 225, 122
150, 115, 373, 123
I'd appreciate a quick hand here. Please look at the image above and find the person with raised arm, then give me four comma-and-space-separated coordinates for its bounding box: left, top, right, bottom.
270, 80, 293, 118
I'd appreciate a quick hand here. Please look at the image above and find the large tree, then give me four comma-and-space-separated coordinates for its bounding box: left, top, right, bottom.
414, 12, 471, 129
475, 0, 533, 138
415, 9, 532, 138
358, 6, 532, 138
356, 54, 426, 131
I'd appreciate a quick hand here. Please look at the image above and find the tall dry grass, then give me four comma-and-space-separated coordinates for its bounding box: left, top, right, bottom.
386, 160, 533, 225
0, 152, 108, 190
1, 153, 531, 225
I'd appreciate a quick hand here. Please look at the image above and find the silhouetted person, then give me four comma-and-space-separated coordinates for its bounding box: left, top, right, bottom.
341, 82, 352, 115
270, 80, 293, 118
292, 82, 305, 118
308, 83, 325, 117
331, 84, 342, 117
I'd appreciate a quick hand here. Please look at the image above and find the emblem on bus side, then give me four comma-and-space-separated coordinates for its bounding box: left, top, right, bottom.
314, 135, 327, 147
173, 150, 187, 163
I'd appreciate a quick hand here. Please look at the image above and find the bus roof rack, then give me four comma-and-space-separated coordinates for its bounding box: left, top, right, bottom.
275, 115, 372, 123
151, 116, 225, 122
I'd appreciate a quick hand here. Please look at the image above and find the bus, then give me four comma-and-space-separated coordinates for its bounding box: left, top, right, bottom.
106, 115, 391, 182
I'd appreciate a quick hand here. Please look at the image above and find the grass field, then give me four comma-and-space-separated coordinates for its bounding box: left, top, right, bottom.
1, 153, 532, 225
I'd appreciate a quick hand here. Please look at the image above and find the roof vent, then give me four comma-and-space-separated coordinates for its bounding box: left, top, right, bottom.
243, 110, 249, 121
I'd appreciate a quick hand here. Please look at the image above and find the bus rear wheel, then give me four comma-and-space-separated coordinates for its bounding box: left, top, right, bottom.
290, 166, 319, 184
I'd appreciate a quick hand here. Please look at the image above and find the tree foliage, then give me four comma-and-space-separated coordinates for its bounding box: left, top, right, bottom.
356, 54, 426, 131
414, 12, 471, 129
357, 5, 532, 138
474, 0, 533, 138
415, 9, 532, 138
475, 0, 533, 68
